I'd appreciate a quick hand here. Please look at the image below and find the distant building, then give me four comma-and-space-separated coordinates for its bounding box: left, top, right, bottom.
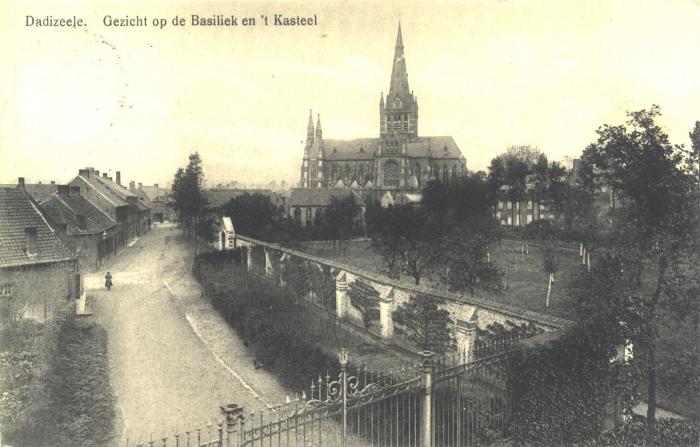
0, 182, 80, 323
68, 168, 150, 250
131, 182, 174, 223
297, 24, 466, 194
287, 188, 365, 226
290, 24, 466, 214
41, 184, 119, 271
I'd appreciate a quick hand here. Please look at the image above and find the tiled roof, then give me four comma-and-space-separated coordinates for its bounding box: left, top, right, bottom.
75, 175, 128, 206
41, 193, 116, 235
322, 136, 463, 161
24, 184, 58, 202
203, 188, 279, 208
0, 188, 74, 267
405, 136, 463, 159
324, 139, 378, 160
288, 188, 360, 207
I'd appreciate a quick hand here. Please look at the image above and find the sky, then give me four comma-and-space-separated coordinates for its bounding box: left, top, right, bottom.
1, 0, 699, 188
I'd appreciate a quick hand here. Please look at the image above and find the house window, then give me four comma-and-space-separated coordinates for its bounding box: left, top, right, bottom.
25, 227, 38, 255
527, 200, 533, 210
304, 208, 312, 225
498, 201, 504, 209
506, 201, 512, 210
0, 284, 13, 296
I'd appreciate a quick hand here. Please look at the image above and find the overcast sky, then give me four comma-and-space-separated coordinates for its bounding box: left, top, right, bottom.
1, 0, 698, 188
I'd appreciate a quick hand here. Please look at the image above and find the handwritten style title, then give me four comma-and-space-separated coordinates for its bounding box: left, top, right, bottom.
25, 14, 319, 29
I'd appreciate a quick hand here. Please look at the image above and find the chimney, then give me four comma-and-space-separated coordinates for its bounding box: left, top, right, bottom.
50, 180, 55, 185
129, 181, 136, 191
116, 171, 121, 186
138, 182, 143, 189
94, 170, 100, 177
18, 177, 25, 190
154, 183, 159, 188
103, 173, 108, 178
57, 185, 70, 196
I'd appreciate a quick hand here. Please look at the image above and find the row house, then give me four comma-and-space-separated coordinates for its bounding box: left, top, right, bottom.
131, 182, 175, 222
0, 184, 80, 323
68, 168, 150, 254
41, 184, 119, 272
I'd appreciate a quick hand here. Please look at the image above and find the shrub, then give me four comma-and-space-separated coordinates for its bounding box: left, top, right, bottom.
506, 322, 636, 446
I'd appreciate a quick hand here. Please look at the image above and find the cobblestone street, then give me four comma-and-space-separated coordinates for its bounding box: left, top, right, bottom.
86, 225, 289, 445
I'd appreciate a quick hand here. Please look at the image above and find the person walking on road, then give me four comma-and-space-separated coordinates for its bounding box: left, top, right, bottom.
105, 272, 113, 291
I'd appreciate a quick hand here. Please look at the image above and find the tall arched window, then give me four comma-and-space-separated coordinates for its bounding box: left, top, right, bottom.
414, 162, 421, 185
383, 160, 400, 187
442, 165, 448, 183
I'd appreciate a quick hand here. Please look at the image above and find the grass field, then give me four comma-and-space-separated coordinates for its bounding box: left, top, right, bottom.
292, 238, 583, 320
291, 238, 699, 420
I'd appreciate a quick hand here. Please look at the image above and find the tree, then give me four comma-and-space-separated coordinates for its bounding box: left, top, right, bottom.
366, 203, 404, 279
690, 121, 700, 188
367, 202, 441, 285
223, 193, 283, 241
323, 195, 360, 252
575, 106, 700, 445
422, 175, 502, 294
346, 279, 380, 330
392, 293, 455, 353
172, 153, 209, 248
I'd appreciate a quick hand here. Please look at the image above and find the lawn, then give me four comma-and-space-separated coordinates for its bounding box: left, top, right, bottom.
291, 238, 699, 420
291, 238, 583, 320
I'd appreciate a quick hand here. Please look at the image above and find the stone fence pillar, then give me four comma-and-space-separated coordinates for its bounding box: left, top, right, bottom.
264, 248, 273, 277
378, 289, 395, 342
335, 271, 348, 319
245, 245, 253, 271
455, 319, 478, 363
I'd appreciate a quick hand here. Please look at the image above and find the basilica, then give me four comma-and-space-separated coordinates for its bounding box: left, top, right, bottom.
289, 24, 467, 222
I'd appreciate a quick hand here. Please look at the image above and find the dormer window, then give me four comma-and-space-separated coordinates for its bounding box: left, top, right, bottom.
25, 227, 38, 256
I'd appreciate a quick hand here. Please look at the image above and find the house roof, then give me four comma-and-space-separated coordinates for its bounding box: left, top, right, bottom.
288, 188, 361, 207
75, 175, 128, 207
41, 193, 117, 236
0, 188, 74, 267
24, 183, 59, 202
322, 136, 464, 161
222, 216, 234, 233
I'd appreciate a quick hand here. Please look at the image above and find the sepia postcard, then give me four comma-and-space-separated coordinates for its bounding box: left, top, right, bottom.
0, 1, 698, 446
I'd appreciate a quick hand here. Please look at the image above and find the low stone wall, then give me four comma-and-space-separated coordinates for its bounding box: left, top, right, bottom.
237, 235, 575, 357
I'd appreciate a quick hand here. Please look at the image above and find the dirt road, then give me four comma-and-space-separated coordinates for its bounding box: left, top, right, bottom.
87, 225, 290, 445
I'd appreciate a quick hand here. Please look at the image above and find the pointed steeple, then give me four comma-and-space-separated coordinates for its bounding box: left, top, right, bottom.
388, 22, 410, 101
307, 109, 315, 140
304, 109, 314, 157
395, 22, 404, 49
380, 92, 384, 108
315, 114, 322, 141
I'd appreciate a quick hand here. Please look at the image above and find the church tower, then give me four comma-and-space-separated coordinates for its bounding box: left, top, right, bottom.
300, 110, 324, 188
380, 23, 418, 142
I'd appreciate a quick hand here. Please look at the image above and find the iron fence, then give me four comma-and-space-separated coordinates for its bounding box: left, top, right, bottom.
128, 349, 512, 447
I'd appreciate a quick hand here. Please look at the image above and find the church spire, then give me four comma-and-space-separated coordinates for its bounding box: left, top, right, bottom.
307, 109, 314, 140
388, 22, 410, 100
315, 113, 322, 141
